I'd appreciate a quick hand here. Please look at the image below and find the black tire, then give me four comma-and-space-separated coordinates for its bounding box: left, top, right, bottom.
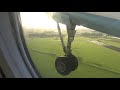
67, 55, 78, 71
55, 57, 72, 76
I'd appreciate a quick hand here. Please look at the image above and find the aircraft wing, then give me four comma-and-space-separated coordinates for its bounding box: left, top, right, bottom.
47, 12, 120, 37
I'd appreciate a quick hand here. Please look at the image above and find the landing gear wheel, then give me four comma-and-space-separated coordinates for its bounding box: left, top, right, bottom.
55, 55, 78, 76
67, 55, 78, 71
55, 57, 72, 76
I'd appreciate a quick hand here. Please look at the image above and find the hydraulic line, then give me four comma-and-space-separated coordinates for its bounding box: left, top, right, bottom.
57, 23, 76, 56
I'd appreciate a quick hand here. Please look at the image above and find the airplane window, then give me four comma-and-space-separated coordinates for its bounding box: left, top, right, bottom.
20, 12, 120, 78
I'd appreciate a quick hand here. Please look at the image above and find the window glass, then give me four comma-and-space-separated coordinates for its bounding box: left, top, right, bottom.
20, 12, 120, 78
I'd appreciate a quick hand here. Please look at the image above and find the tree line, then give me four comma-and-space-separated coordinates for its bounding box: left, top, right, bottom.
27, 31, 66, 38
26, 30, 108, 38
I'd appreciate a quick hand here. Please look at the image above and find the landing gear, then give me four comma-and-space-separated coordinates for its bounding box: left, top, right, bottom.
55, 57, 71, 75
55, 22, 79, 76
67, 55, 78, 71
55, 55, 78, 75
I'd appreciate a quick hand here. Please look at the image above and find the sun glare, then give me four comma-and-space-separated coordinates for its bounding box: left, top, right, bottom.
20, 12, 58, 29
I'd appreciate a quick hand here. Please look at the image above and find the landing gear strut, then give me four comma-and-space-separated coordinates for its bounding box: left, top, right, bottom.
55, 23, 78, 76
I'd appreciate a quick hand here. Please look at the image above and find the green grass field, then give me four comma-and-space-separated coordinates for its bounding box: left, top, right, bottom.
26, 37, 120, 78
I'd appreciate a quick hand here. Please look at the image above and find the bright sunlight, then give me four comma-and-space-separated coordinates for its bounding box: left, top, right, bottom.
20, 12, 57, 29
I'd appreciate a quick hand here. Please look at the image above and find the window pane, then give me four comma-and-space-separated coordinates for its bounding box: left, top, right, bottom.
20, 12, 120, 78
